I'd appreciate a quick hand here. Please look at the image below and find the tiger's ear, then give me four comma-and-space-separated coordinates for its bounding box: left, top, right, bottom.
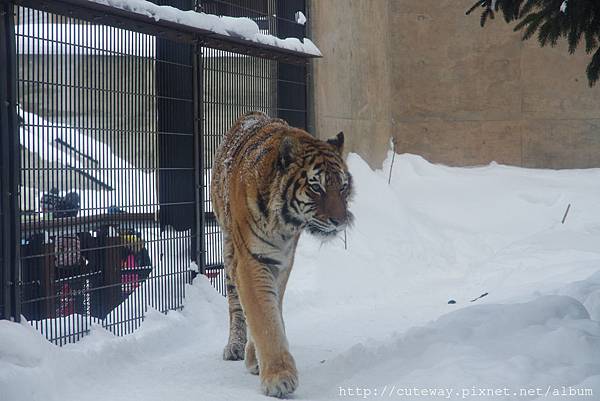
327, 131, 344, 155
279, 136, 297, 170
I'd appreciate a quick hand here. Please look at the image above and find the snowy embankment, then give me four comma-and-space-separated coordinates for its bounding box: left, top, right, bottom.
2, 153, 600, 401
19, 108, 157, 215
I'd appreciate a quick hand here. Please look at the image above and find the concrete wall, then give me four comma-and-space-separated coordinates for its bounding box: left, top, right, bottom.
309, 0, 600, 169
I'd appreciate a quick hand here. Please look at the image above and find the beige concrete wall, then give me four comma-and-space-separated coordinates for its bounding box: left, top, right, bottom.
309, 0, 600, 169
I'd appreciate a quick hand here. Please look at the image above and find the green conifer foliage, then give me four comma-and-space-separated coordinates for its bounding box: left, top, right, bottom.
467, 0, 600, 86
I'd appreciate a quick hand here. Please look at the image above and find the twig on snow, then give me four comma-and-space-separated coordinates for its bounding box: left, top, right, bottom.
562, 203, 571, 224
388, 137, 397, 185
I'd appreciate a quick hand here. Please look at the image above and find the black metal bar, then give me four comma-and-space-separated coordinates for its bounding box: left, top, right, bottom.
0, 1, 21, 321
5, 0, 318, 64
9, 2, 19, 320
193, 40, 206, 275
156, 22, 195, 232
0, 1, 11, 320
276, 0, 307, 129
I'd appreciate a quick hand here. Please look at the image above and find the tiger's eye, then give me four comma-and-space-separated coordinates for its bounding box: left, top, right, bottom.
309, 183, 322, 194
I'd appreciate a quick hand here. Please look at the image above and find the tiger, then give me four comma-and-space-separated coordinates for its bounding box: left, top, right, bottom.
210, 111, 353, 398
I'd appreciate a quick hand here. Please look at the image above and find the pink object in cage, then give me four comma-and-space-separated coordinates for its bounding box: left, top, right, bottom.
121, 253, 140, 295
122, 273, 140, 294
205, 270, 221, 279
126, 254, 136, 269
56, 283, 74, 317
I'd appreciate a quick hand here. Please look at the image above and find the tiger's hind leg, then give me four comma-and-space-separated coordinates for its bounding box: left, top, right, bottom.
223, 234, 247, 361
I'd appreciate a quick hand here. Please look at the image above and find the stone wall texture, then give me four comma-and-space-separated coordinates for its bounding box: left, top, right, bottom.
309, 0, 600, 169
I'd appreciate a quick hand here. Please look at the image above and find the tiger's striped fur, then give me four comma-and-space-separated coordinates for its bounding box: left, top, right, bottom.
211, 111, 353, 398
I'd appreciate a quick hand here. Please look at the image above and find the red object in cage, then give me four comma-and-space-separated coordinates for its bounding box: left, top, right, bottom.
122, 273, 140, 294
121, 254, 140, 295
56, 283, 74, 317
205, 270, 221, 279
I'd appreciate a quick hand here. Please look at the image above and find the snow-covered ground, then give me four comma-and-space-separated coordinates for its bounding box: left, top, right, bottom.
2, 152, 600, 401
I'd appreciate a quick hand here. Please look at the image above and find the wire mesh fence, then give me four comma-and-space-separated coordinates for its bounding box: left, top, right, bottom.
15, 5, 196, 345
0, 0, 309, 345
200, 0, 308, 277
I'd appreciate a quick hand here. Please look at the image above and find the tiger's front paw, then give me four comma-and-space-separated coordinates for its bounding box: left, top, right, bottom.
261, 368, 298, 398
223, 341, 245, 361
260, 353, 298, 398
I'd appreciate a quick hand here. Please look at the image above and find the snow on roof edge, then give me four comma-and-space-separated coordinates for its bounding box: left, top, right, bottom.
89, 0, 322, 57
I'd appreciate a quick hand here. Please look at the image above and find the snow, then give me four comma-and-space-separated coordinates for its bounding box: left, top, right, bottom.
17, 23, 264, 58
19, 108, 157, 215
295, 11, 307, 26
2, 152, 600, 400
561, 0, 568, 14
16, 4, 321, 57
16, 23, 155, 56
89, 0, 321, 56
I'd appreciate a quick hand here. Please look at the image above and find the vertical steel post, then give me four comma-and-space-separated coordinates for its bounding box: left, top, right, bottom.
276, 0, 308, 129
0, 0, 10, 321
193, 39, 206, 275
0, 0, 21, 322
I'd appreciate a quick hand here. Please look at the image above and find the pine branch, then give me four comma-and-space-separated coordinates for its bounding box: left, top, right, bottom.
586, 47, 600, 86
466, 0, 487, 16
467, 0, 600, 86
585, 29, 598, 54
516, 12, 544, 40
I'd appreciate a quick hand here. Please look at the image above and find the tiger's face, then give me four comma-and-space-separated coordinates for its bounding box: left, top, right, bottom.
303, 162, 353, 238
279, 132, 354, 239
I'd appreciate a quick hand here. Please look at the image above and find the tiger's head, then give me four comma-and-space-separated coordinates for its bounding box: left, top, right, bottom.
278, 131, 354, 239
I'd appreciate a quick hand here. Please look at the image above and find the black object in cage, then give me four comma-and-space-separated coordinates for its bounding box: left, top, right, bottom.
0, 0, 314, 345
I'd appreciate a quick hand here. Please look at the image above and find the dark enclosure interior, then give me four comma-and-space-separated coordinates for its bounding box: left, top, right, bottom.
0, 0, 310, 344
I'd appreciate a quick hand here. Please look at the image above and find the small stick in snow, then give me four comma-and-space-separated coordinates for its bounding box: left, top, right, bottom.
343, 229, 347, 250
562, 203, 571, 224
470, 292, 488, 302
388, 137, 397, 185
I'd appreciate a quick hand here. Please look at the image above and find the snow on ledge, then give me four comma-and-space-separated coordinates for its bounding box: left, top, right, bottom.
89, 0, 322, 57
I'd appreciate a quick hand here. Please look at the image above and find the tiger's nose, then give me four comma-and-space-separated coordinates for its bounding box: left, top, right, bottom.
329, 217, 346, 228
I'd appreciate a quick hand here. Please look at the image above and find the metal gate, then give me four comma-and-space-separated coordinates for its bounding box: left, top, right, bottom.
0, 0, 313, 344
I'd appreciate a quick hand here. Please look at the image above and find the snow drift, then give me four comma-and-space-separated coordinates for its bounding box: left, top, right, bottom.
2, 152, 600, 401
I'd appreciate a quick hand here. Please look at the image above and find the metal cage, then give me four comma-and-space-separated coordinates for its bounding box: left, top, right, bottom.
0, 0, 311, 344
